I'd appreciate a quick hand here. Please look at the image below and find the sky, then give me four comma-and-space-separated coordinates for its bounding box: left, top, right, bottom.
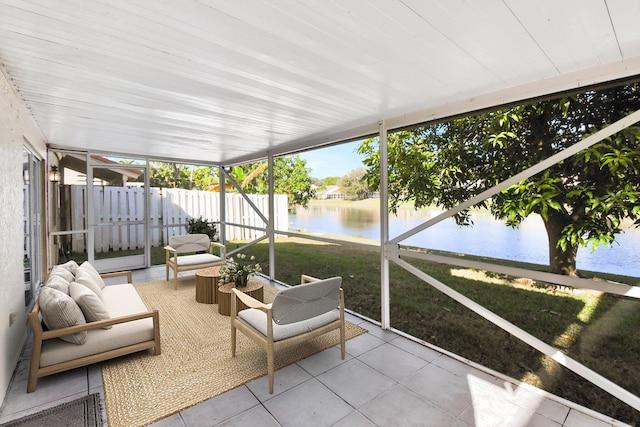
109, 139, 368, 179
297, 140, 367, 179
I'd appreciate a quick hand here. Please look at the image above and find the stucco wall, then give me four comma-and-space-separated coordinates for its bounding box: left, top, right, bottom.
0, 71, 46, 404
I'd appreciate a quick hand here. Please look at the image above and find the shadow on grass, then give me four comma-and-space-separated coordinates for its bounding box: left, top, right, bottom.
233, 238, 640, 425
70, 239, 639, 423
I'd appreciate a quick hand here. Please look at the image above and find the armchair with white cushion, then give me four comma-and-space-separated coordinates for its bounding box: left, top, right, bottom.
230, 275, 345, 394
164, 233, 226, 289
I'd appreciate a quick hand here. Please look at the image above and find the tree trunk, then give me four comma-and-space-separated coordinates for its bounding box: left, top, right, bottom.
542, 210, 579, 276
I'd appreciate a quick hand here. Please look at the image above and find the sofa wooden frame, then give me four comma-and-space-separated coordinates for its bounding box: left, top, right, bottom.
26, 270, 161, 393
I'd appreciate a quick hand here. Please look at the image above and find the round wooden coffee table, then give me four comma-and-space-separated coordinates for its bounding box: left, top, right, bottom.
195, 266, 221, 304
217, 279, 264, 316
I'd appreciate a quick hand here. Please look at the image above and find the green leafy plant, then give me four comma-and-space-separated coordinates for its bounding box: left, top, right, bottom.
185, 216, 218, 242
219, 253, 262, 286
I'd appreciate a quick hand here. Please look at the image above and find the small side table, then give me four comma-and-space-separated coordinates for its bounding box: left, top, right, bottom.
217, 279, 264, 316
195, 266, 221, 304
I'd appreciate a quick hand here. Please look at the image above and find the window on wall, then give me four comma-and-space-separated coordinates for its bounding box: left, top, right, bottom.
22, 147, 43, 310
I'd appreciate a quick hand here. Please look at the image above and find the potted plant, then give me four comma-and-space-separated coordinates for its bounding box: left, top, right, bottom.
185, 216, 218, 242
219, 253, 262, 287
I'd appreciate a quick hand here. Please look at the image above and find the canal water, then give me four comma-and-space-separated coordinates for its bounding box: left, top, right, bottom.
290, 204, 640, 278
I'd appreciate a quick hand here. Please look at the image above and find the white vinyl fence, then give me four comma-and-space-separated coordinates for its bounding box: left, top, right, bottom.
69, 186, 288, 253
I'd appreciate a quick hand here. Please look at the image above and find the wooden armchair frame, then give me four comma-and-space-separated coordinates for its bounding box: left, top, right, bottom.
164, 233, 227, 289
231, 275, 345, 393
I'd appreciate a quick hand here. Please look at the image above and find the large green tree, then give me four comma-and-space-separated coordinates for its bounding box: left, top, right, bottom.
359, 83, 640, 276
147, 162, 188, 188
141, 156, 313, 207
338, 168, 371, 200
233, 155, 315, 208
144, 162, 217, 190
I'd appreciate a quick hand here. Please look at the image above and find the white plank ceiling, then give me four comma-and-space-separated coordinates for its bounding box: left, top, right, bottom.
1, 0, 640, 165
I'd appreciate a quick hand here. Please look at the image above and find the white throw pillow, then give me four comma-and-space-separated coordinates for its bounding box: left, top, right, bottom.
69, 282, 111, 329
74, 269, 104, 301
49, 265, 74, 283
56, 260, 79, 274
38, 287, 87, 345
44, 275, 71, 295
77, 261, 106, 290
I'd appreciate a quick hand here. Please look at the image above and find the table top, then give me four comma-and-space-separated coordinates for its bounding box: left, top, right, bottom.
218, 279, 263, 294
196, 266, 221, 277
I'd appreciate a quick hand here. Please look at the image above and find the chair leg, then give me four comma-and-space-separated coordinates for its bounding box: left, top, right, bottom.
27, 370, 38, 393
174, 269, 178, 290
153, 310, 162, 355
267, 349, 275, 394
340, 322, 346, 359
27, 332, 42, 393
231, 325, 237, 357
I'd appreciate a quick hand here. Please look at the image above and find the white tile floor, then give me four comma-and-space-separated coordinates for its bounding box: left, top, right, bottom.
0, 267, 631, 427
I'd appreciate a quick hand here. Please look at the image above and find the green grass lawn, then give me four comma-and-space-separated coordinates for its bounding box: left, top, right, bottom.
78, 238, 639, 423
228, 236, 640, 425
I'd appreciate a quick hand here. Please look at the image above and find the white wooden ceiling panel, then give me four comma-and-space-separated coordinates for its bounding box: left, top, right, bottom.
399, 0, 556, 83
5, 1, 376, 142
210, 0, 440, 105
506, 0, 620, 72
605, 0, 640, 58
117, 0, 393, 111
316, 0, 494, 101
1, 0, 639, 164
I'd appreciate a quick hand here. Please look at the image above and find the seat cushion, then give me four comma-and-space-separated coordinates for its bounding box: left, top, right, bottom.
170, 253, 221, 267
238, 309, 339, 341
40, 283, 154, 368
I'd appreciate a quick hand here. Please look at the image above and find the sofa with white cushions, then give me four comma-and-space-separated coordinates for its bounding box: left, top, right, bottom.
26, 260, 161, 392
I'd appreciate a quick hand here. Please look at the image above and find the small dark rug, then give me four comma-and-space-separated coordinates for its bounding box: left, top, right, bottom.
0, 394, 102, 427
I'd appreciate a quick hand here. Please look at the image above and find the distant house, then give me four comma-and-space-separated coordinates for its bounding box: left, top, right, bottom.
59, 154, 143, 186
315, 185, 380, 200
315, 185, 345, 199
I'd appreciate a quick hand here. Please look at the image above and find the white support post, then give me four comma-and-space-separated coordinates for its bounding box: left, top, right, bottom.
86, 162, 95, 265
267, 153, 275, 280
379, 120, 391, 329
219, 166, 226, 245
144, 160, 151, 267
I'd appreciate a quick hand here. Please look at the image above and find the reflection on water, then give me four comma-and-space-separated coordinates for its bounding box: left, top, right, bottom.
340, 207, 378, 230
290, 205, 640, 278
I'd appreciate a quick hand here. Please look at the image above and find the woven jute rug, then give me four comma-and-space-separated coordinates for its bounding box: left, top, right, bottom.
0, 393, 102, 427
101, 277, 366, 427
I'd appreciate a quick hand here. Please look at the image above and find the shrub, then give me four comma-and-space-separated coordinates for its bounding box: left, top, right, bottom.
185, 216, 218, 242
